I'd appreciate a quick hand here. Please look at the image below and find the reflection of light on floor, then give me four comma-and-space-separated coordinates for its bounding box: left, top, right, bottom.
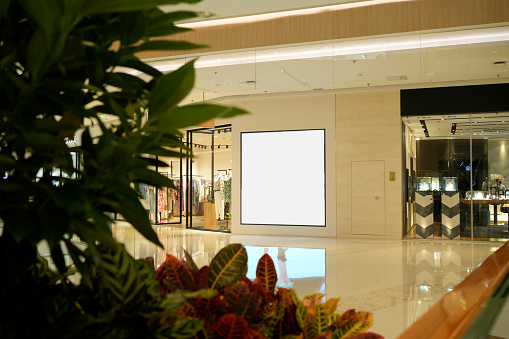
244, 246, 326, 296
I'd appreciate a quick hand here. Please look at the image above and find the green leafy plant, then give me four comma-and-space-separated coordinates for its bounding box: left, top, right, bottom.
155, 244, 384, 339
0, 0, 246, 337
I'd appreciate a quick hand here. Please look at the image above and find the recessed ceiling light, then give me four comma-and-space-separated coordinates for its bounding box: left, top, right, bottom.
386, 75, 408, 81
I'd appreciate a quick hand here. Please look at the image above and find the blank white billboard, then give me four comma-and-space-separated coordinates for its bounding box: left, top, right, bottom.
241, 129, 325, 226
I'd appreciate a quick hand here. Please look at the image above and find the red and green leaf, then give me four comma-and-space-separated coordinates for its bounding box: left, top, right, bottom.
246, 328, 266, 339
214, 314, 249, 339
347, 333, 384, 339
183, 248, 199, 271
193, 292, 221, 319
221, 281, 260, 323
314, 304, 330, 335
323, 297, 340, 316
208, 244, 247, 289
155, 254, 195, 292
277, 288, 301, 337
191, 265, 209, 290
256, 253, 278, 293
296, 300, 318, 339
304, 293, 326, 301
258, 296, 285, 339
281, 335, 305, 339
331, 311, 373, 339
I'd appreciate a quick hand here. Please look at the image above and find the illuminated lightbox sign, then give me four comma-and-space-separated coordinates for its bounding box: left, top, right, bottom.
241, 129, 325, 226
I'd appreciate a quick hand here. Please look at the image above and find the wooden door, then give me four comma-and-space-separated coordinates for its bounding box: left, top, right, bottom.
352, 161, 386, 235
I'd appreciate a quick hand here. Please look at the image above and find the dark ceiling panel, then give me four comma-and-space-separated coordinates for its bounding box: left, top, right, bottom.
401, 83, 509, 116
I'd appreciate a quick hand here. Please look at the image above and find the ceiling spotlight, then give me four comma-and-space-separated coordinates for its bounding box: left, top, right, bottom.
419, 119, 429, 138
451, 123, 457, 135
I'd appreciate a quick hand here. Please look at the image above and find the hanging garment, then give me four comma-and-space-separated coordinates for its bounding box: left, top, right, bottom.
215, 191, 225, 220
158, 189, 167, 212
224, 175, 232, 203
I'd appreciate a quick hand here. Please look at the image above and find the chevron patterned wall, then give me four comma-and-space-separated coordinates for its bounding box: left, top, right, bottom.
416, 192, 433, 238
441, 192, 460, 240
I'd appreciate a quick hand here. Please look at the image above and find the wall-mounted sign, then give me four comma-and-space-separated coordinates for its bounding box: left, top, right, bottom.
241, 129, 326, 227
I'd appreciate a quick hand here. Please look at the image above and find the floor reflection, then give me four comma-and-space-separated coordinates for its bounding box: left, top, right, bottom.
111, 221, 504, 339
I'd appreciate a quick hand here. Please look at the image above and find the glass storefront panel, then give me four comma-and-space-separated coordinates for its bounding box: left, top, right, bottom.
404, 113, 509, 241
134, 153, 182, 225
186, 126, 232, 232
471, 113, 509, 240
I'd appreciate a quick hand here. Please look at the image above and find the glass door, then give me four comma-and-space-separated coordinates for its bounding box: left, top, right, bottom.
186, 126, 232, 232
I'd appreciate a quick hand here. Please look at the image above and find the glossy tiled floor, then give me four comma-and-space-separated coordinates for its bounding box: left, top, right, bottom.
112, 222, 504, 339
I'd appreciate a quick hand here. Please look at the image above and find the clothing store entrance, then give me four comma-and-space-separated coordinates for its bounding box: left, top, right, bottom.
186, 125, 232, 232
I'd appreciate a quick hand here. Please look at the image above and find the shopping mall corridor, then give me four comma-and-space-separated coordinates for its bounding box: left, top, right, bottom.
112, 222, 504, 338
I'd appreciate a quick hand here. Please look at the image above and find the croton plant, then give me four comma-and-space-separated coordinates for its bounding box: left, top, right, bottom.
155, 243, 383, 339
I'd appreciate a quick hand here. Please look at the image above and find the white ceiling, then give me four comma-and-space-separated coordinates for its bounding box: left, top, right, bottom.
141, 6, 509, 139
148, 26, 509, 107
404, 112, 509, 141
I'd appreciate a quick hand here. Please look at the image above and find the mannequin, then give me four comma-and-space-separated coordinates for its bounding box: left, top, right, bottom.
213, 173, 225, 220
482, 177, 490, 191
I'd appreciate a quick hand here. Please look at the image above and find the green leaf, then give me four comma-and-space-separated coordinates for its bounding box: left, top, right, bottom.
27, 29, 50, 83
208, 244, 247, 289
0, 154, 16, 167
158, 104, 248, 130
102, 196, 163, 248
144, 11, 201, 37
148, 61, 196, 118
25, 132, 69, 151
256, 253, 278, 293
149, 10, 200, 25
83, 0, 201, 15
51, 183, 89, 212
118, 56, 163, 78
119, 11, 145, 45
39, 203, 70, 248
89, 243, 157, 309
132, 40, 207, 53
4, 212, 36, 244
0, 0, 12, 18
143, 147, 185, 159
130, 167, 176, 189
50, 244, 66, 273
64, 239, 88, 283
20, 0, 61, 42
166, 317, 204, 339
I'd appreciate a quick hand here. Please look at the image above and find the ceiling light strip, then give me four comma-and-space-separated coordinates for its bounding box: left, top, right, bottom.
144, 26, 509, 72
178, 0, 415, 29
